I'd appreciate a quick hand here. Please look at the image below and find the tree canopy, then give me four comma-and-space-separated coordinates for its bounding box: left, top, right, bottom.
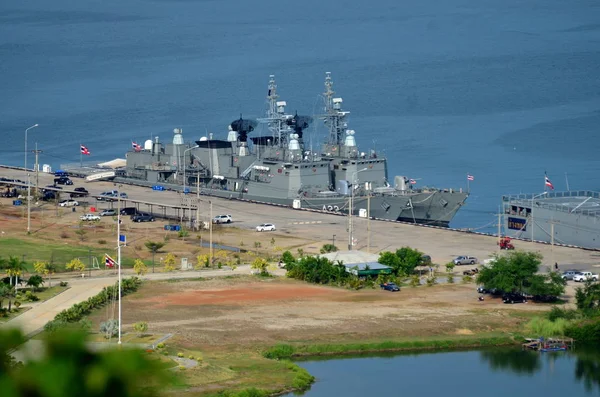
476, 251, 566, 297
378, 247, 424, 276
285, 256, 350, 285
0, 329, 170, 397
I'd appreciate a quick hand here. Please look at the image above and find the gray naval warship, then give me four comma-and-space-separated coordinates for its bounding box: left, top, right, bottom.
123, 73, 469, 226
503, 191, 600, 249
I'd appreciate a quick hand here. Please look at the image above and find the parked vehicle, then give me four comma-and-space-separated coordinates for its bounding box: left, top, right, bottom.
120, 207, 138, 216
213, 214, 232, 224
99, 209, 116, 216
380, 283, 400, 292
54, 177, 73, 185
502, 292, 527, 304
453, 256, 478, 265
58, 199, 79, 207
80, 213, 100, 222
256, 223, 276, 232
97, 190, 118, 201
498, 237, 515, 250
573, 272, 599, 282
463, 268, 479, 276
561, 270, 583, 281
477, 286, 503, 295
70, 187, 89, 198
152, 185, 165, 191
132, 213, 155, 222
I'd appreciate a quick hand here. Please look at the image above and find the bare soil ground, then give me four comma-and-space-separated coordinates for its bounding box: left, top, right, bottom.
100, 276, 549, 351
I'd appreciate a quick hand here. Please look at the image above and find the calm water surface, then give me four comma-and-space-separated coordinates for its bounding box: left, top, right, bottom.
286, 347, 600, 397
1, 0, 600, 230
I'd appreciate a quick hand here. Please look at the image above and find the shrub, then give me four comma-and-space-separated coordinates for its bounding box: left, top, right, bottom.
44, 319, 67, 333
133, 321, 148, 337
60, 231, 68, 239
98, 239, 107, 245
100, 319, 119, 339
164, 253, 177, 272
133, 259, 148, 276
526, 317, 570, 337
156, 342, 165, 349
25, 291, 39, 302
447, 274, 455, 284
263, 344, 295, 359
462, 275, 473, 284
178, 230, 189, 238
548, 306, 579, 322
178, 366, 186, 371
66, 258, 86, 272
188, 355, 194, 360
564, 318, 600, 341
409, 275, 420, 287
59, 281, 69, 287
196, 356, 202, 361
177, 352, 184, 358
14, 301, 21, 309
426, 276, 437, 287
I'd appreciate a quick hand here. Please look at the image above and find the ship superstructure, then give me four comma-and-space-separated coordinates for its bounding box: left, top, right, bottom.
123, 73, 469, 226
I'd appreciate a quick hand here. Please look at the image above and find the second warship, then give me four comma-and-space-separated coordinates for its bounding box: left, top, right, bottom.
121, 73, 469, 226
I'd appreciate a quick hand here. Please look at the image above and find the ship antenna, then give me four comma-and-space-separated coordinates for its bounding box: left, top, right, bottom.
267, 74, 278, 119
324, 72, 334, 113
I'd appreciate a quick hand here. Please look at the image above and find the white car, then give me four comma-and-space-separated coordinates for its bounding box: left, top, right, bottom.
573, 272, 599, 282
59, 199, 79, 207
80, 213, 100, 222
213, 214, 232, 224
256, 223, 276, 232
453, 256, 478, 265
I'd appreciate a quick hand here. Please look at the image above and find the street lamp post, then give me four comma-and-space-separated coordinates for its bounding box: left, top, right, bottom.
25, 124, 38, 233
530, 192, 548, 242
348, 168, 368, 251
115, 184, 123, 346
182, 145, 199, 193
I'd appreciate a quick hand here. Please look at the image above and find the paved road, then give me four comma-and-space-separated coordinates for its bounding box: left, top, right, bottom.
2, 166, 600, 270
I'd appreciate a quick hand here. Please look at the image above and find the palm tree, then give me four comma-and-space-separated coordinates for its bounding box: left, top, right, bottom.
5, 256, 25, 290
144, 241, 165, 273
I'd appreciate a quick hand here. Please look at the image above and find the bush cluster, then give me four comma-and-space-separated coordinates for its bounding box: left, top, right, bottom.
44, 277, 142, 330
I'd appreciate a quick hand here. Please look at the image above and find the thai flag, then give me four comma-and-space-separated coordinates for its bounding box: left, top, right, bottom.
80, 145, 90, 155
105, 254, 116, 268
132, 141, 142, 152
409, 179, 417, 184
545, 173, 554, 190
467, 174, 474, 181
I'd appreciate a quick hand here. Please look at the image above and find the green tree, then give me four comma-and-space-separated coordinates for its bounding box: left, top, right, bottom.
575, 280, 600, 312
144, 241, 165, 273
0, 284, 11, 310
133, 321, 148, 337
477, 251, 565, 297
281, 251, 295, 267
378, 247, 423, 276
0, 329, 170, 397
26, 275, 44, 292
320, 244, 338, 254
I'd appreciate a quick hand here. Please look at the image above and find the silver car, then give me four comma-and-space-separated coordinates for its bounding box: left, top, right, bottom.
562, 270, 582, 280
453, 256, 478, 265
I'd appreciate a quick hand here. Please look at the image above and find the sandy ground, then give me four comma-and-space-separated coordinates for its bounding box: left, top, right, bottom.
96, 276, 556, 350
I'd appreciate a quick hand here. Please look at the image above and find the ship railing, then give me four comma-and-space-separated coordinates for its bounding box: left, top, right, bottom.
502, 190, 600, 202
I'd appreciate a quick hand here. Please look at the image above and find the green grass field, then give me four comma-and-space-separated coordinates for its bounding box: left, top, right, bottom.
0, 238, 145, 272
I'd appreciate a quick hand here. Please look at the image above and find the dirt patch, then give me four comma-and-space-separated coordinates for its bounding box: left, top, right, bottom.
141, 282, 345, 308
98, 277, 548, 349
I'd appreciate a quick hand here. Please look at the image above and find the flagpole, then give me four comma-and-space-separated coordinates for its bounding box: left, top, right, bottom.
117, 192, 122, 346
80, 142, 82, 167
467, 177, 470, 193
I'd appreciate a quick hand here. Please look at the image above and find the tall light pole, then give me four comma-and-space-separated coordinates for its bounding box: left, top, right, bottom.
25, 124, 38, 234
182, 145, 199, 193
116, 183, 123, 346
530, 192, 547, 242
348, 168, 368, 251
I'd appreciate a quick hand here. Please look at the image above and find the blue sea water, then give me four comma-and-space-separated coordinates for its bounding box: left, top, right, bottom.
1, 0, 599, 230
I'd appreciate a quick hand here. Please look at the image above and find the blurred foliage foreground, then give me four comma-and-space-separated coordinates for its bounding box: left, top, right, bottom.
0, 328, 173, 397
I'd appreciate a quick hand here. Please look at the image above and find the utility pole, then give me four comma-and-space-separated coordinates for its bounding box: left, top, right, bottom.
497, 209, 502, 251
367, 194, 371, 253
209, 200, 213, 265
117, 188, 122, 346
347, 193, 353, 251
26, 172, 31, 233
551, 220, 555, 267
196, 173, 200, 231
33, 145, 42, 197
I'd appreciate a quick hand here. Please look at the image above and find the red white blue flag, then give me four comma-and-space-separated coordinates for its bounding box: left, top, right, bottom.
409, 179, 417, 184
467, 174, 474, 181
105, 254, 116, 268
80, 145, 90, 155
132, 141, 142, 152
545, 173, 554, 190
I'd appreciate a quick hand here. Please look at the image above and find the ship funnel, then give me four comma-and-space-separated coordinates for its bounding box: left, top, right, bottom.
227, 124, 237, 142
394, 176, 408, 191
173, 128, 184, 145
288, 133, 300, 151
344, 130, 356, 147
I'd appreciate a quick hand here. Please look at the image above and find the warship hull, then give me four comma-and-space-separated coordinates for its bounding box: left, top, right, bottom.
502, 191, 600, 249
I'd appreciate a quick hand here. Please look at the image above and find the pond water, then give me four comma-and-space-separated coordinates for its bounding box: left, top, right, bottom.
285, 346, 600, 396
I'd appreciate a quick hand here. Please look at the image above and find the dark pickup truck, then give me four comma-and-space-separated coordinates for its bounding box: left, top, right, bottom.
380, 283, 400, 292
